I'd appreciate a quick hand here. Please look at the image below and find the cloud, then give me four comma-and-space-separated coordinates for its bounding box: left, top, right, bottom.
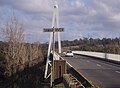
0, 0, 120, 43
0, 0, 53, 14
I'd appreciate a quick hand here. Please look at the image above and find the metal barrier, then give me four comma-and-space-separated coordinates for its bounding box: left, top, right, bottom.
66, 64, 95, 88
53, 52, 87, 88
73, 51, 120, 62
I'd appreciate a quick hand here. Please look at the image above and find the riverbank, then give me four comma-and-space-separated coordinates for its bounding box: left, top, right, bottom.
0, 61, 50, 88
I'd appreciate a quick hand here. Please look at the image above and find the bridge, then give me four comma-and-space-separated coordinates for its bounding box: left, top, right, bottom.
44, 0, 120, 88
44, 50, 120, 88
62, 52, 120, 88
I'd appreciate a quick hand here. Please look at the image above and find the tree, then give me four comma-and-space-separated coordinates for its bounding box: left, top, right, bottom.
28, 42, 43, 62
3, 16, 27, 76
0, 16, 43, 77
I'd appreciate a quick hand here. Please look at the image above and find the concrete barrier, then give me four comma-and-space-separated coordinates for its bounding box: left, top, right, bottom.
73, 51, 120, 62
59, 53, 95, 88
66, 63, 95, 88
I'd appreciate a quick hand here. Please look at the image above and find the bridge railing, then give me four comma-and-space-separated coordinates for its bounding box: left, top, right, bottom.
73, 51, 120, 62
53, 52, 94, 88
53, 52, 61, 60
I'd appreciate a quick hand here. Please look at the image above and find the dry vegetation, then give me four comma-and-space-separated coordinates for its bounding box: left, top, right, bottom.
61, 38, 120, 54
0, 16, 43, 77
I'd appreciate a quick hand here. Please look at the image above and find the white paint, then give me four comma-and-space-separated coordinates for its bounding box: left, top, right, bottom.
97, 64, 101, 67
73, 51, 120, 62
115, 71, 120, 74
66, 61, 73, 67
44, 0, 62, 80
86, 60, 90, 62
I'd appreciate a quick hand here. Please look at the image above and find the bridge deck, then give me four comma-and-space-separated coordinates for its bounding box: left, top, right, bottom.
62, 54, 120, 88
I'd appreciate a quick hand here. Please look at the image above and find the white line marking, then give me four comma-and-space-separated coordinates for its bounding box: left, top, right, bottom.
97, 64, 101, 67
115, 71, 120, 74
86, 60, 90, 62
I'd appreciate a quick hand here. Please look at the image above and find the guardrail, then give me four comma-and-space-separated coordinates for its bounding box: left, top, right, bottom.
73, 51, 120, 62
54, 52, 94, 88
66, 63, 95, 88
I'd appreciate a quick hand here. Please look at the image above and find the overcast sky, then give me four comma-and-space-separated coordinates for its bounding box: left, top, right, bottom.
0, 0, 120, 43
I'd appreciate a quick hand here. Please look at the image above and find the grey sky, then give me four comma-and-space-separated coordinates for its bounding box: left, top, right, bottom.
0, 0, 120, 43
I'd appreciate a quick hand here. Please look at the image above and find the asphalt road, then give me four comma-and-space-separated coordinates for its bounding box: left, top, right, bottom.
62, 55, 120, 88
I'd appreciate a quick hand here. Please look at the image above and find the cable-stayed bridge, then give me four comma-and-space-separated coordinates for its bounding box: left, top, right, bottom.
44, 0, 120, 88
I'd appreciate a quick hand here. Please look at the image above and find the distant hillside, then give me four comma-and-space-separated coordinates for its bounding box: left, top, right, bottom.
60, 38, 120, 54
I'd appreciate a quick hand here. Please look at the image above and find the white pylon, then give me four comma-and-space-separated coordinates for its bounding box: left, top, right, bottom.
44, 0, 62, 79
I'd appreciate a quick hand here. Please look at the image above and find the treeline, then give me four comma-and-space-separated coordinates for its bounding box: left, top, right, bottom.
0, 17, 43, 77
61, 37, 120, 54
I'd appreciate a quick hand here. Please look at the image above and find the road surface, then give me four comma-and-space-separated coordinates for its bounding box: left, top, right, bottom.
62, 55, 120, 88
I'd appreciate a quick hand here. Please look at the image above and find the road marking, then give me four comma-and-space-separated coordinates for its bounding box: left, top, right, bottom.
115, 71, 120, 74
97, 64, 101, 67
86, 60, 90, 62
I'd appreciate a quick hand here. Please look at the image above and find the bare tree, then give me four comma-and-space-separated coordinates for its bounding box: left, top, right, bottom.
2, 16, 43, 77
28, 42, 43, 62
3, 16, 27, 76
32, 42, 43, 60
